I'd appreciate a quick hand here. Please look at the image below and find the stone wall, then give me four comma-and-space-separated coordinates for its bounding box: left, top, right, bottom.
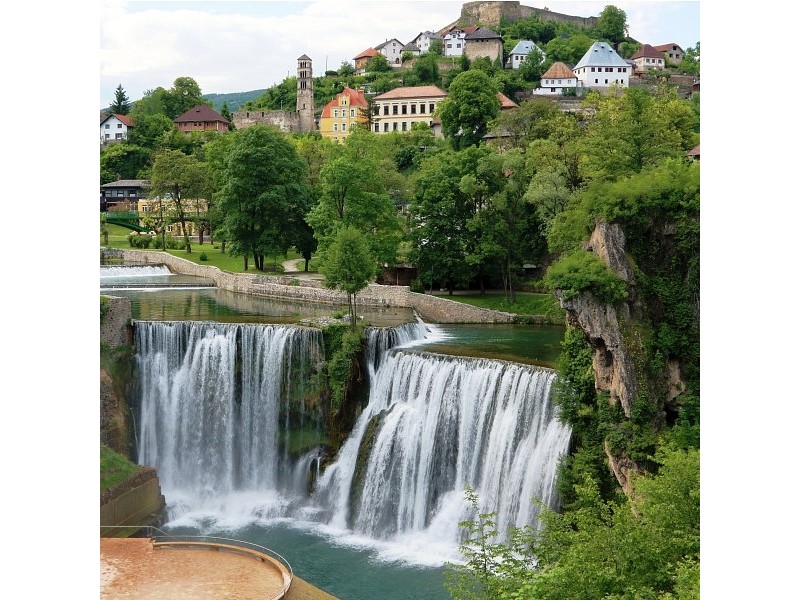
101, 294, 132, 348
101, 467, 166, 536
232, 109, 301, 132
455, 1, 598, 30
105, 249, 523, 324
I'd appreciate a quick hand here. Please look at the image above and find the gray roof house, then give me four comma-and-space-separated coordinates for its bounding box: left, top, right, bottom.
507, 40, 546, 69
573, 41, 631, 89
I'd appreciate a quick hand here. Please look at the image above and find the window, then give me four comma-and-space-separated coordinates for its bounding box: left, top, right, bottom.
334, 123, 338, 132
350, 109, 355, 117
104, 134, 110, 139
105, 124, 110, 129
333, 109, 338, 118
402, 122, 407, 131
551, 88, 556, 92
591, 67, 595, 72
392, 105, 398, 115
605, 79, 608, 84
117, 123, 123, 128
393, 122, 398, 131
420, 104, 426, 114
383, 105, 389, 115
411, 104, 416, 114
447, 43, 452, 48
595, 79, 598, 84
115, 133, 123, 139
429, 103, 435, 113
401, 105, 407, 115
342, 122, 346, 131
374, 124, 380, 132
383, 122, 389, 131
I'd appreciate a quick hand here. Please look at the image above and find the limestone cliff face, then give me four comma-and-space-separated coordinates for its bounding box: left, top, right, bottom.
554, 221, 652, 493
101, 367, 130, 455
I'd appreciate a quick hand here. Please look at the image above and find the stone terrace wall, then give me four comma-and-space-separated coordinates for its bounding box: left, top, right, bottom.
106, 249, 518, 324
101, 294, 132, 347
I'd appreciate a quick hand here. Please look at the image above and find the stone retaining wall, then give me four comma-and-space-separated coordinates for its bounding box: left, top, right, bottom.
101, 294, 132, 347
106, 249, 518, 324
101, 467, 166, 536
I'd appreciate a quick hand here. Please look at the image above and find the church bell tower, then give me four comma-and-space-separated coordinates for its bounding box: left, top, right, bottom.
296, 54, 314, 132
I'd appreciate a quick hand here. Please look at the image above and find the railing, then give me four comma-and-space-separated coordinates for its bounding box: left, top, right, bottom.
105, 210, 139, 220
100, 525, 293, 599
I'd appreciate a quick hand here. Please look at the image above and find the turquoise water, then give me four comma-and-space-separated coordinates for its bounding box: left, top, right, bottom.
165, 521, 451, 600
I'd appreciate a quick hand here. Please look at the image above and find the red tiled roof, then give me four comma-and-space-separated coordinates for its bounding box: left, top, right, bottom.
174, 105, 229, 124
354, 48, 377, 60
686, 144, 700, 157
114, 114, 134, 127
497, 92, 518, 109
631, 44, 664, 60
320, 87, 369, 118
374, 85, 447, 101
541, 62, 576, 80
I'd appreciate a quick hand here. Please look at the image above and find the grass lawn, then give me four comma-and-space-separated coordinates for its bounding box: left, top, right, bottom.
435, 292, 565, 318
102, 224, 312, 274
101, 445, 140, 493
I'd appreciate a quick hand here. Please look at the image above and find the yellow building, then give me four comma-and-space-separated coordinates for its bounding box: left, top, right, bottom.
319, 87, 370, 143
137, 197, 208, 237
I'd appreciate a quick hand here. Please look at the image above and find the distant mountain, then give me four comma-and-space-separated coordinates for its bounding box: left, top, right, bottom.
203, 90, 267, 112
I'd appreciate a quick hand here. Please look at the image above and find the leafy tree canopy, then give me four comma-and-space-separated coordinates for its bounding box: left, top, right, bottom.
437, 69, 501, 149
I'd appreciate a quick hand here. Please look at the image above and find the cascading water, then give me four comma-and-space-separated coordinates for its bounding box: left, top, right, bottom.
134, 320, 325, 517
100, 264, 172, 278
132, 318, 570, 565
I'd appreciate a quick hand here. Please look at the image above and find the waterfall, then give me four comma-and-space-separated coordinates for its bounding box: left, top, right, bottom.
313, 348, 571, 548
134, 320, 325, 510
100, 264, 172, 278
133, 319, 570, 562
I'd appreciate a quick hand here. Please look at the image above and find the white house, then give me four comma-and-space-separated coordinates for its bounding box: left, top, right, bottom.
442, 26, 476, 57
573, 41, 630, 89
100, 113, 133, 144
410, 31, 442, 54
535, 61, 579, 95
630, 44, 666, 73
375, 38, 405, 67
507, 40, 545, 69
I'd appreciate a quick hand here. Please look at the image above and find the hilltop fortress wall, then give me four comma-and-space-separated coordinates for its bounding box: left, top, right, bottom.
452, 1, 598, 30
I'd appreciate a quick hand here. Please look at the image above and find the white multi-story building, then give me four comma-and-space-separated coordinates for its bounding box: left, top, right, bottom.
409, 31, 442, 54
442, 26, 476, 57
375, 38, 404, 67
371, 86, 448, 134
573, 41, 630, 89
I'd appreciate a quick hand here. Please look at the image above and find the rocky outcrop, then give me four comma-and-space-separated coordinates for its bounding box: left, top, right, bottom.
101, 368, 130, 454
556, 222, 640, 418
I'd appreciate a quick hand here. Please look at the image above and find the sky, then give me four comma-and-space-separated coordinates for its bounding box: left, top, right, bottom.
99, 0, 701, 107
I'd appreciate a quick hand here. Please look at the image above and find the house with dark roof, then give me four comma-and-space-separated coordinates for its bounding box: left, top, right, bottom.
401, 42, 421, 57
409, 31, 442, 54
535, 61, 579, 95
507, 40, 546, 70
654, 43, 684, 66
375, 38, 404, 67
319, 87, 370, 144
573, 41, 630, 90
631, 44, 666, 73
100, 113, 134, 145
100, 179, 149, 212
464, 27, 503, 63
174, 105, 230, 133
441, 26, 477, 57
372, 86, 448, 134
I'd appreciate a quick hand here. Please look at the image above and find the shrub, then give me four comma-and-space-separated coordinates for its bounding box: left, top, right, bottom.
152, 235, 186, 250
127, 233, 152, 249
198, 252, 208, 261
545, 249, 628, 303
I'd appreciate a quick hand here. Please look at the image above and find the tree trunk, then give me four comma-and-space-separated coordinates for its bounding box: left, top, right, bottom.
244, 256, 248, 271
304, 258, 310, 272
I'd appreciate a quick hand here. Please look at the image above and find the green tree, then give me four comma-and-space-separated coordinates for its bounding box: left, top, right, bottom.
215, 125, 311, 270
126, 113, 175, 150
220, 102, 234, 130
129, 87, 171, 119
320, 226, 376, 329
337, 60, 356, 76
365, 54, 391, 72
429, 39, 444, 56
149, 149, 209, 254
487, 96, 560, 149
437, 70, 501, 149
594, 5, 628, 44
109, 84, 131, 115
412, 52, 441, 85
518, 47, 546, 82
100, 143, 151, 183
167, 76, 209, 118
678, 42, 700, 75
